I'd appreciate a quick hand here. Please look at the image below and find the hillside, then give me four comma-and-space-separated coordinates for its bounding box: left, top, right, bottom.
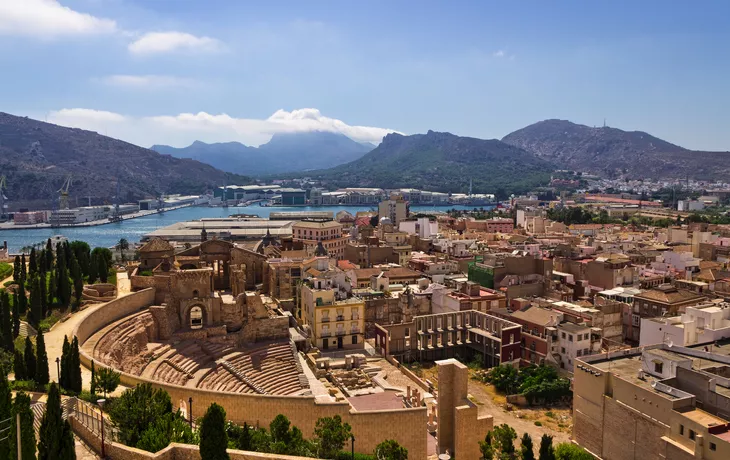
287, 130, 554, 195
0, 112, 250, 210
152, 131, 372, 175
502, 119, 730, 179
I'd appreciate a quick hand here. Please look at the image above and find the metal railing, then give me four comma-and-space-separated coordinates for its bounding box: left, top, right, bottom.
321, 331, 332, 337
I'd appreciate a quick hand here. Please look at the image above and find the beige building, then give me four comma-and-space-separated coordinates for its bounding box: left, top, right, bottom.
292, 219, 347, 260
301, 281, 365, 351
574, 344, 730, 460
378, 197, 407, 226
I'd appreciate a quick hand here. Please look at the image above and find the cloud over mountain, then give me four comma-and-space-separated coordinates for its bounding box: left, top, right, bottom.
47, 107, 400, 147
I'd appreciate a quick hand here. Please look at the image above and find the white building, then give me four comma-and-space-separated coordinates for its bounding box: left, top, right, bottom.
639, 301, 730, 347
556, 322, 601, 372
650, 250, 701, 277
399, 217, 438, 238
677, 199, 704, 212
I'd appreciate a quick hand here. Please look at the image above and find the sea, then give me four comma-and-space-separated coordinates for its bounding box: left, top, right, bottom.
0, 204, 490, 252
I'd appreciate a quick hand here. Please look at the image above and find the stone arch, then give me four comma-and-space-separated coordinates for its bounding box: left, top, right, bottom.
181, 302, 209, 329
180, 263, 198, 270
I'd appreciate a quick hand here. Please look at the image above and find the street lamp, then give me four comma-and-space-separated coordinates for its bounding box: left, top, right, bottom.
188, 397, 193, 428
97, 398, 106, 459
55, 357, 60, 384
351, 434, 355, 460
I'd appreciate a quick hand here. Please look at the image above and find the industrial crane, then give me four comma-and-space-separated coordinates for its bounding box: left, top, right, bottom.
58, 174, 72, 210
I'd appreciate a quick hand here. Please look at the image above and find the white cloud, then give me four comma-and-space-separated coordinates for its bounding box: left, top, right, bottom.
493, 50, 505, 58
0, 0, 117, 37
128, 31, 223, 55
47, 107, 399, 148
97, 75, 199, 89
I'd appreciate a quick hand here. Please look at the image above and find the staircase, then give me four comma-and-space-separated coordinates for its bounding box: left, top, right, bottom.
18, 321, 37, 338
162, 358, 194, 380
220, 360, 267, 395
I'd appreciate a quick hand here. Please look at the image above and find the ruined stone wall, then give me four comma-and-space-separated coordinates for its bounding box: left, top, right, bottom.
75, 288, 157, 345
170, 269, 212, 300
234, 248, 267, 290
240, 316, 289, 344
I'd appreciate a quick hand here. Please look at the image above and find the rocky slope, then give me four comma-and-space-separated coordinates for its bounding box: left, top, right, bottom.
502, 119, 730, 179
0, 112, 249, 210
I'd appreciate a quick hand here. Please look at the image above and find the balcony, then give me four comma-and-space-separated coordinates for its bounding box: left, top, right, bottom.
336, 329, 347, 336
351, 315, 360, 321
321, 317, 330, 323
336, 315, 345, 321
350, 328, 361, 334
321, 331, 331, 337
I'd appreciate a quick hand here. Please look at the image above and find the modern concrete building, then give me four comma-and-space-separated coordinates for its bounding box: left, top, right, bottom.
378, 197, 407, 226
640, 301, 730, 347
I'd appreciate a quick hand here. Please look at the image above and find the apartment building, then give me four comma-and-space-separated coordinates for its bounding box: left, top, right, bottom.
640, 301, 730, 347
378, 197, 407, 226
574, 343, 730, 460
292, 219, 347, 260
300, 280, 365, 351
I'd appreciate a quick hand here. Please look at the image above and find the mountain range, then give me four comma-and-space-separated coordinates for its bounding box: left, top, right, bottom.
0, 112, 250, 210
502, 119, 730, 179
152, 131, 373, 175
282, 130, 554, 195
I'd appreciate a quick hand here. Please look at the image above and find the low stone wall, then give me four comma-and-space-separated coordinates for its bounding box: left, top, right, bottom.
74, 287, 427, 458
387, 355, 431, 392
70, 416, 312, 460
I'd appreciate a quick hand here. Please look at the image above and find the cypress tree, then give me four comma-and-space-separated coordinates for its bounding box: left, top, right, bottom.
90, 360, 96, 395
73, 277, 83, 311
70, 337, 82, 393
97, 254, 108, 283
17, 282, 27, 315
58, 420, 76, 460
199, 403, 230, 460
12, 294, 21, 338
38, 383, 63, 460
0, 368, 11, 456
63, 242, 72, 268
23, 337, 36, 382
56, 247, 71, 309
39, 248, 47, 274
10, 391, 36, 460
88, 253, 98, 284
48, 270, 57, 306
60, 336, 70, 390
35, 329, 49, 385
28, 276, 41, 329
29, 248, 37, 278
13, 349, 26, 380
13, 255, 21, 283
46, 238, 54, 270
1, 292, 13, 351
39, 274, 48, 319
20, 254, 27, 282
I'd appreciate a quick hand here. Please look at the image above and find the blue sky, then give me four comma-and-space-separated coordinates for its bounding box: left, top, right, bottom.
1, 0, 729, 150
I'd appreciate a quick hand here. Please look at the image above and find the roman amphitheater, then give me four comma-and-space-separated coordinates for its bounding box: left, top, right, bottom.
73, 238, 491, 458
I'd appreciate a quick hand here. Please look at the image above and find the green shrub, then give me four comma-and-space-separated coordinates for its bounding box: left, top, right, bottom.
534, 421, 542, 426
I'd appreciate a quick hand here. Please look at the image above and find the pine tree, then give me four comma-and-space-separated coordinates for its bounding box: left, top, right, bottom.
60, 336, 70, 390
12, 294, 21, 338
73, 277, 83, 311
29, 248, 37, 278
20, 254, 27, 282
38, 383, 63, 460
23, 337, 36, 382
35, 329, 49, 386
199, 403, 229, 460
88, 253, 98, 285
13, 349, 26, 380
70, 337, 82, 393
1, 292, 13, 351
10, 391, 36, 460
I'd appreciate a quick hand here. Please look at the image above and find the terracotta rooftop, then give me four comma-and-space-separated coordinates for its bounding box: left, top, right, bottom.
139, 237, 174, 253
634, 287, 706, 304
511, 305, 558, 326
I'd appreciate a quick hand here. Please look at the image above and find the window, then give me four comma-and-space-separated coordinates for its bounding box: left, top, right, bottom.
569, 334, 573, 342
577, 350, 582, 357
561, 332, 566, 339
561, 347, 566, 354
710, 442, 716, 451
352, 335, 358, 344
654, 362, 664, 374
689, 429, 695, 441
190, 306, 203, 329
679, 425, 684, 435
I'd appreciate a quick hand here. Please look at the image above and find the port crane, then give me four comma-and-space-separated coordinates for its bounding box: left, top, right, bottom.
0, 175, 7, 219
58, 174, 72, 210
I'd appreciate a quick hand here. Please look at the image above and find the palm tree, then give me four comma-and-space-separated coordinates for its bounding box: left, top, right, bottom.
117, 238, 129, 262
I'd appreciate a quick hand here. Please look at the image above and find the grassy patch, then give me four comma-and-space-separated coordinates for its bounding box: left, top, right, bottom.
0, 262, 12, 280
39, 309, 65, 332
